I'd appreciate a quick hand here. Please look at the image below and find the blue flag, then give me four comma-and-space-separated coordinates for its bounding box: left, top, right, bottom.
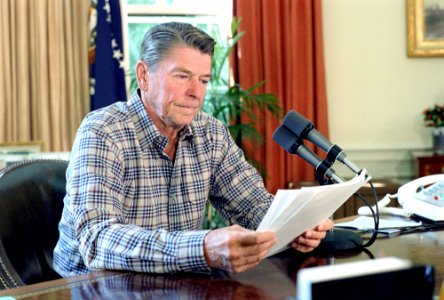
89, 0, 127, 111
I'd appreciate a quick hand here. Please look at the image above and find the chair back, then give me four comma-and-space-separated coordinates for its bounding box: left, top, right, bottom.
0, 159, 68, 289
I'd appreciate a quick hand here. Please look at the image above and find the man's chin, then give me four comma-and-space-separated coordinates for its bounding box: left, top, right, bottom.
174, 115, 195, 127
181, 111, 198, 121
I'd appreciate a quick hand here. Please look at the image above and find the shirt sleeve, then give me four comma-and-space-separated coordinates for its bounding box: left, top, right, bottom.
68, 127, 210, 274
209, 125, 274, 230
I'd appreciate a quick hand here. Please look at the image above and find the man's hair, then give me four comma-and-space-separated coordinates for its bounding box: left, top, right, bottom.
139, 22, 216, 71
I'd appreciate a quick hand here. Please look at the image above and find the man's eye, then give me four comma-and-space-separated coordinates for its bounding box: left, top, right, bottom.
201, 79, 209, 85
174, 73, 189, 80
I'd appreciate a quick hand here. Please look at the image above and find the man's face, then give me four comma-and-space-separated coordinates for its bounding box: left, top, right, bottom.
141, 46, 212, 131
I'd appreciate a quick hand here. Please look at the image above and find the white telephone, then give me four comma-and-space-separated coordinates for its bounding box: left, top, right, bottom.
358, 174, 444, 221
398, 174, 444, 221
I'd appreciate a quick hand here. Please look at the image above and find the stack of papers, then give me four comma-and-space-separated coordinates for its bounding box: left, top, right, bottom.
257, 171, 369, 256
335, 216, 422, 230
335, 216, 422, 237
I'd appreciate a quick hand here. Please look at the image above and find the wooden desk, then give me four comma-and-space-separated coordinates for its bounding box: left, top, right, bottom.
1, 226, 443, 299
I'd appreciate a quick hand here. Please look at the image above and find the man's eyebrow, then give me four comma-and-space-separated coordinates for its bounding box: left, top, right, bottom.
173, 67, 211, 78
173, 67, 192, 74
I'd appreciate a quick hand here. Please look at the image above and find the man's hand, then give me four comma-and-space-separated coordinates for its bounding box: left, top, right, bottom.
203, 225, 277, 273
290, 219, 334, 253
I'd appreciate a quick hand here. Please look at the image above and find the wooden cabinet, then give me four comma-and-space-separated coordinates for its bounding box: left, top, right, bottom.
332, 181, 400, 219
414, 151, 444, 177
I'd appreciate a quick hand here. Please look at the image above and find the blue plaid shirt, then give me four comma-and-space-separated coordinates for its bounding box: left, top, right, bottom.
53, 90, 274, 277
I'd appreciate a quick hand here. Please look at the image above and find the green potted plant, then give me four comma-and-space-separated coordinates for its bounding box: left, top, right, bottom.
201, 18, 282, 229
423, 103, 444, 154
203, 18, 282, 173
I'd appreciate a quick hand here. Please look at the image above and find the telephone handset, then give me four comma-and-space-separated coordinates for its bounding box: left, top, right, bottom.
398, 174, 444, 221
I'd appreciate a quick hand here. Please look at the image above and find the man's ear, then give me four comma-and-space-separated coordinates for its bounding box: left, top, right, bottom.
135, 61, 149, 91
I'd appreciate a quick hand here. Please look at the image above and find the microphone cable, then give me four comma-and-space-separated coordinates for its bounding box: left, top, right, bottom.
354, 179, 380, 248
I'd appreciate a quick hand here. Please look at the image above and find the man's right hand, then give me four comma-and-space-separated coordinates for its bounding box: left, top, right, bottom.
203, 225, 277, 273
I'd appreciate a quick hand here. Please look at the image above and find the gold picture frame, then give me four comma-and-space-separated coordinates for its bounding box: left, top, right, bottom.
407, 0, 444, 57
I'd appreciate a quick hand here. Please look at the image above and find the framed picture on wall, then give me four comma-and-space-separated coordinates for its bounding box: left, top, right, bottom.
407, 0, 444, 57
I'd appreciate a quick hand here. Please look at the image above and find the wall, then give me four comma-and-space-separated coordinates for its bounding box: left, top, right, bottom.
322, 0, 444, 181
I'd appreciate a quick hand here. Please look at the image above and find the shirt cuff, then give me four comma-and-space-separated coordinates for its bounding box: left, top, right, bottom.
177, 229, 211, 272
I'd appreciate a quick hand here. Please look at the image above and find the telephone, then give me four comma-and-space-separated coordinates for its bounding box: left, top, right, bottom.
398, 174, 444, 221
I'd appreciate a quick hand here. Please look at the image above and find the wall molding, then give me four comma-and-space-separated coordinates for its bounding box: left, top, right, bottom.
330, 148, 430, 182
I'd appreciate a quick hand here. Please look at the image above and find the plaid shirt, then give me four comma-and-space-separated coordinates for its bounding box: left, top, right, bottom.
53, 90, 274, 277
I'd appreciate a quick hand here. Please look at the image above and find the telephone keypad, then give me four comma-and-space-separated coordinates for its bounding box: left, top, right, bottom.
415, 181, 444, 207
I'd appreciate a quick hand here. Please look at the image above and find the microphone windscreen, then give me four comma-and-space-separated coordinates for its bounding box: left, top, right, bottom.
272, 125, 299, 154
282, 110, 313, 138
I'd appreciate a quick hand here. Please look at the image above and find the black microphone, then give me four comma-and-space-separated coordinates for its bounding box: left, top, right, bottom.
272, 123, 364, 253
282, 110, 361, 174
272, 124, 344, 184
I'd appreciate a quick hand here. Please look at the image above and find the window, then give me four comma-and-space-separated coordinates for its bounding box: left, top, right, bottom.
123, 0, 232, 93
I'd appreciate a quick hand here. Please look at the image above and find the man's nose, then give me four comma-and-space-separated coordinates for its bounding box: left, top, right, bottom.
186, 78, 205, 98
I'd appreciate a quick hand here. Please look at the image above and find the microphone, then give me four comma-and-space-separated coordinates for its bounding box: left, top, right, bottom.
272, 122, 364, 253
282, 110, 362, 174
272, 124, 344, 184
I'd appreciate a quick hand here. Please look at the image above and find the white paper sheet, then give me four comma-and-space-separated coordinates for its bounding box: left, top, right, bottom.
335, 216, 422, 230
257, 171, 369, 257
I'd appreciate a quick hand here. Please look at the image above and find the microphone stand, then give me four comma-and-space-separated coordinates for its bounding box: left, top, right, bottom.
314, 156, 363, 253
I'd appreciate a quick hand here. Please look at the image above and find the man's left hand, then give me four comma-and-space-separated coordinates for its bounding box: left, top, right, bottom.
290, 219, 334, 253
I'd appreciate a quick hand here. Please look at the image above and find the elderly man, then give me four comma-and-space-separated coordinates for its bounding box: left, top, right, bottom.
54, 22, 333, 277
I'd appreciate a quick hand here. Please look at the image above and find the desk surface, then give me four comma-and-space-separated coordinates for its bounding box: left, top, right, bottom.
1, 228, 444, 299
